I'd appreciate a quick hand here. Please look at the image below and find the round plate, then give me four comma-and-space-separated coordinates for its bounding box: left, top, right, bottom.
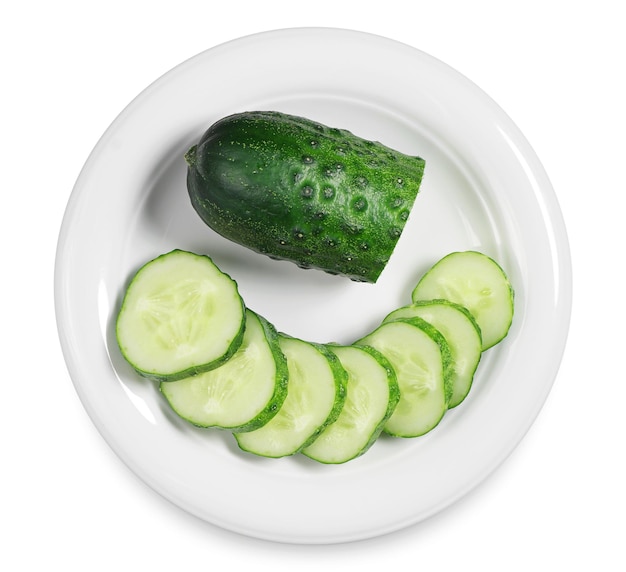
55, 28, 571, 544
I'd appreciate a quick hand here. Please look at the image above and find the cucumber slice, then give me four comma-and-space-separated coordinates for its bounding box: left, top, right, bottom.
235, 336, 347, 458
116, 249, 245, 381
383, 300, 482, 408
411, 251, 514, 351
302, 345, 400, 464
356, 318, 453, 438
159, 310, 289, 431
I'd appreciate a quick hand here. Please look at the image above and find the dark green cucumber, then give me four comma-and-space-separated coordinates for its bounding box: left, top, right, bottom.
186, 111, 426, 283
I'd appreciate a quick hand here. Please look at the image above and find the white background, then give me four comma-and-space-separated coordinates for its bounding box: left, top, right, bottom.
3, 1, 624, 569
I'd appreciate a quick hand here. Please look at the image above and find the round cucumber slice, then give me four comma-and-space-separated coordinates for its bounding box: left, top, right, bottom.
302, 345, 400, 464
411, 251, 514, 350
116, 249, 245, 381
356, 318, 453, 438
383, 300, 482, 408
159, 310, 289, 431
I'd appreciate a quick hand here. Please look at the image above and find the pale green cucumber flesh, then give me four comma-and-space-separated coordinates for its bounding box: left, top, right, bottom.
356, 318, 453, 438
235, 336, 347, 458
411, 251, 514, 350
383, 300, 482, 408
302, 345, 400, 464
159, 310, 288, 431
116, 249, 245, 381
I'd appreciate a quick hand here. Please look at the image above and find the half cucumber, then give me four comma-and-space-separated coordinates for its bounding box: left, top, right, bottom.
383, 300, 482, 408
116, 249, 245, 381
356, 318, 453, 438
235, 336, 347, 458
302, 345, 400, 464
411, 251, 514, 350
159, 309, 289, 431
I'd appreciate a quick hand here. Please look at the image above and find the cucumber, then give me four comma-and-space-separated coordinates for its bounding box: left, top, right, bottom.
411, 251, 514, 350
383, 300, 482, 408
356, 318, 453, 438
302, 345, 400, 464
185, 111, 426, 283
235, 336, 347, 458
115, 249, 245, 381
159, 310, 289, 431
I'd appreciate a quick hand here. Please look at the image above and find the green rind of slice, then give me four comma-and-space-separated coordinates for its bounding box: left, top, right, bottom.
302, 344, 400, 464
383, 299, 482, 408
116, 249, 246, 381
159, 309, 288, 431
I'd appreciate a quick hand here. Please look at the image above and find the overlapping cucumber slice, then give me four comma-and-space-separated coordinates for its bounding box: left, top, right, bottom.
160, 310, 288, 431
235, 337, 347, 458
357, 317, 453, 438
412, 251, 514, 350
383, 300, 482, 408
302, 345, 400, 464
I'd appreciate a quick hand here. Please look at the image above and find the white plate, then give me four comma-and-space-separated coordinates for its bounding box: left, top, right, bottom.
55, 28, 572, 544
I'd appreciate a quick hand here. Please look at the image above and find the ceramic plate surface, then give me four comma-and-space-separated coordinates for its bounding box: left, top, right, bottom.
55, 28, 571, 543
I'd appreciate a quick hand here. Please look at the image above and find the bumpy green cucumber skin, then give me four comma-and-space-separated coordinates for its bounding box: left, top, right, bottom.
186, 111, 425, 283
